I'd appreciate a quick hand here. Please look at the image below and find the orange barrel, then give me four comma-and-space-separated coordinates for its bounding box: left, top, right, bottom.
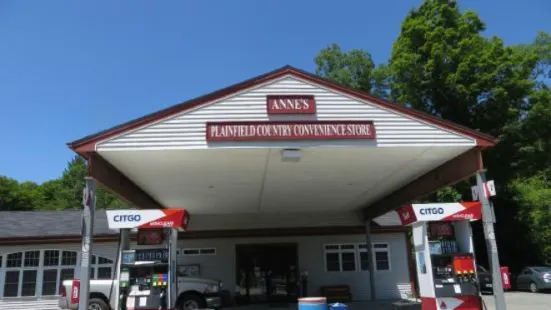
298, 297, 328, 310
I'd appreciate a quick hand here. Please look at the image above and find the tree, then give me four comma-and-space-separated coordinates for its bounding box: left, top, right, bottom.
0, 155, 125, 211
315, 44, 392, 100
0, 176, 38, 211
389, 0, 536, 136
510, 174, 551, 264
313, 1, 549, 268
57, 156, 125, 209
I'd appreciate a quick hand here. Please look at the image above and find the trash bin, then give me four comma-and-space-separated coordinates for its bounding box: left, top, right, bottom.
298, 297, 328, 310
329, 302, 348, 310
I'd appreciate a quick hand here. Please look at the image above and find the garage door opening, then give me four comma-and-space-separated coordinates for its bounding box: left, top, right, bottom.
235, 243, 299, 305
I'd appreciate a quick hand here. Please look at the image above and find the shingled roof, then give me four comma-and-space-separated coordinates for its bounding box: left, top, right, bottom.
0, 210, 116, 239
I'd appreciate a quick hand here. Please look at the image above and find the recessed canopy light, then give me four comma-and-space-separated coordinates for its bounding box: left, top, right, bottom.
281, 149, 302, 162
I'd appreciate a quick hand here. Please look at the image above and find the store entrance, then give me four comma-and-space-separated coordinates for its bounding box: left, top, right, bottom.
235, 243, 299, 305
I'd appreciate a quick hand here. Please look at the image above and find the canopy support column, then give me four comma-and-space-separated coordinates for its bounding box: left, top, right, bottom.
477, 170, 507, 310
78, 177, 96, 310
364, 220, 377, 300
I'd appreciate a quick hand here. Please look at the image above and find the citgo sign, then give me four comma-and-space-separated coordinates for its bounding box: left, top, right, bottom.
113, 214, 142, 222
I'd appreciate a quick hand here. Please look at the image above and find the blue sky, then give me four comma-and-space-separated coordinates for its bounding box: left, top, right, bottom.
0, 0, 549, 183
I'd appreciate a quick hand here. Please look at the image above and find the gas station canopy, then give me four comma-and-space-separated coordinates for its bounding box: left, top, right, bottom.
69, 66, 497, 219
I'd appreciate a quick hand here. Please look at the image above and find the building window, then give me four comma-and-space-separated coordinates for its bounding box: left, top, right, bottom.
91, 255, 114, 280
22, 270, 37, 296
6, 252, 22, 268
4, 271, 19, 297
179, 248, 216, 256
358, 244, 370, 270
39, 250, 78, 296
324, 244, 357, 272
0, 250, 83, 298
24, 251, 40, 267
373, 244, 391, 271
61, 251, 77, 266
60, 268, 75, 283
42, 269, 58, 296
44, 250, 60, 266
358, 243, 391, 271
5, 251, 41, 297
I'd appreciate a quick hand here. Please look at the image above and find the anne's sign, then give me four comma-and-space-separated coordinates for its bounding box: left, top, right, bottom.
206, 121, 376, 141
266, 95, 316, 114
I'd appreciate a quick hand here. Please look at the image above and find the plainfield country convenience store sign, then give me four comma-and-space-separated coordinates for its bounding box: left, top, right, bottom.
206, 121, 376, 141
205, 95, 377, 142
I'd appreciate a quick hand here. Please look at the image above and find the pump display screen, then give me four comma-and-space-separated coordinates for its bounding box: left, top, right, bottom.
429, 222, 454, 237
122, 251, 136, 265
135, 249, 169, 263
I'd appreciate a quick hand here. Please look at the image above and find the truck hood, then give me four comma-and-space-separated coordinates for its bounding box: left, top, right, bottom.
178, 276, 219, 285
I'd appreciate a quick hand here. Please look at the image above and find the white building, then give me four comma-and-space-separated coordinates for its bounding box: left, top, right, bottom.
0, 66, 496, 308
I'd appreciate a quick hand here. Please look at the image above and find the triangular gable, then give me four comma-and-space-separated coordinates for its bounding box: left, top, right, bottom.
96, 76, 477, 150
69, 66, 496, 155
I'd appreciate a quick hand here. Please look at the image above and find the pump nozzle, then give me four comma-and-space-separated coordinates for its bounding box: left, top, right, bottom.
159, 287, 167, 309
119, 288, 128, 310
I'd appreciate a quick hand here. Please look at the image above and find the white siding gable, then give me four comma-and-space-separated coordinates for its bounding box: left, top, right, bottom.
97, 76, 476, 151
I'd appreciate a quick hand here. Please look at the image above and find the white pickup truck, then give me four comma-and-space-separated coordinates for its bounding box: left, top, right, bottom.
58, 277, 223, 310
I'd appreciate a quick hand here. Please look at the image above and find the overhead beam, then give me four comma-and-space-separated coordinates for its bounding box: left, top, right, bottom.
87, 152, 164, 209
363, 148, 483, 219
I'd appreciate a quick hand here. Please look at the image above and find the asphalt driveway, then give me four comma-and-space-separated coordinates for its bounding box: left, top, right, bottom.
482, 291, 551, 310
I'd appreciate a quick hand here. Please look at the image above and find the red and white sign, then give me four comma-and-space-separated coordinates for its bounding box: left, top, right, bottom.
422, 296, 481, 310
381, 202, 482, 226
106, 209, 190, 231
396, 202, 482, 225
397, 204, 416, 226
266, 95, 316, 114
70, 279, 80, 304
501, 266, 512, 290
471, 180, 497, 201
206, 121, 376, 141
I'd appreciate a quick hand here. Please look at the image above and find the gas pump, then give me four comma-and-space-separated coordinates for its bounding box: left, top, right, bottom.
106, 209, 190, 310
395, 202, 484, 310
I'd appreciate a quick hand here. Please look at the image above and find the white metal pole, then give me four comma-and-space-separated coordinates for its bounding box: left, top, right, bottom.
168, 228, 179, 307
78, 177, 96, 310
114, 229, 130, 310
476, 170, 507, 310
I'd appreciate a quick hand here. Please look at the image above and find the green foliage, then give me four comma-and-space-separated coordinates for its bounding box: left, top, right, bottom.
313, 0, 551, 267
315, 44, 392, 100
389, 0, 537, 136
0, 156, 124, 211
510, 174, 551, 264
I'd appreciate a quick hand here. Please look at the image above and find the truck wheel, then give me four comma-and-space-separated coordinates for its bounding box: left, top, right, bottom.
88, 298, 109, 310
179, 293, 207, 310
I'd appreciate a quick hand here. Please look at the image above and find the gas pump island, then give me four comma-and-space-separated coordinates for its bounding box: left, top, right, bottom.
106, 209, 190, 310
396, 202, 485, 310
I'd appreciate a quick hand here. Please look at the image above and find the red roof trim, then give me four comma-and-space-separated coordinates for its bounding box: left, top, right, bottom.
68, 65, 497, 154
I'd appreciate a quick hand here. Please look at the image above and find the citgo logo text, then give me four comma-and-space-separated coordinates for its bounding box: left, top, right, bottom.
113, 214, 142, 222
419, 207, 445, 215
